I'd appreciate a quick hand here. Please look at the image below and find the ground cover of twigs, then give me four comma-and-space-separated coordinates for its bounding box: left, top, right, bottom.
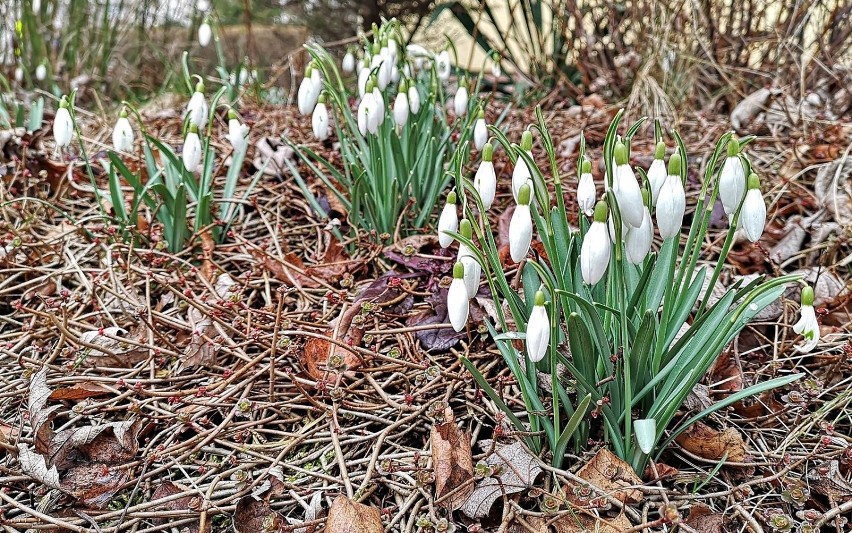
1, 99, 851, 532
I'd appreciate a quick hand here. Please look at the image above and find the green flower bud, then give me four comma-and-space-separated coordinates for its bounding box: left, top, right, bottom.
228, 108, 238, 120
654, 141, 666, 160
460, 218, 472, 239
447, 191, 457, 204
801, 286, 814, 306
521, 130, 533, 151
727, 137, 740, 157
581, 159, 592, 174
747, 172, 760, 190
592, 200, 608, 223
483, 143, 494, 162
453, 262, 465, 279
518, 183, 531, 206
534, 290, 545, 306
668, 153, 682, 175
614, 141, 628, 166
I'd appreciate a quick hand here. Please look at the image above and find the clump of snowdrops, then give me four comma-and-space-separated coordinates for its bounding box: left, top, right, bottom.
443, 108, 807, 472
288, 18, 489, 240
50, 56, 258, 253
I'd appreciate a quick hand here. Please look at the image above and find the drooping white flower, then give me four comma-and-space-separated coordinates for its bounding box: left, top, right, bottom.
36, 63, 47, 81
612, 140, 644, 228
491, 53, 501, 77
509, 184, 533, 263
454, 82, 468, 117
719, 138, 746, 218
111, 108, 134, 152
647, 141, 667, 206
185, 80, 209, 127
372, 86, 385, 126
526, 291, 550, 363
436, 50, 451, 80
357, 68, 369, 97
311, 95, 330, 141
53, 96, 73, 148
474, 143, 497, 210
625, 196, 653, 265
655, 154, 686, 240
580, 201, 611, 285
473, 108, 488, 150
342, 51, 355, 74
378, 55, 391, 90
792, 286, 819, 352
393, 83, 409, 127
634, 419, 656, 455
182, 125, 202, 172
408, 85, 421, 114
357, 88, 379, 136
198, 20, 212, 47
457, 219, 481, 299
297, 64, 319, 115
14, 66, 23, 83
512, 130, 534, 203
226, 109, 249, 153
577, 158, 596, 217
406, 44, 430, 61
740, 173, 766, 242
447, 262, 470, 332
437, 191, 458, 248
33, 0, 41, 12
388, 37, 399, 59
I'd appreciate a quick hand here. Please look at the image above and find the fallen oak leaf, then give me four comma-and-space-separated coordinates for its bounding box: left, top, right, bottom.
49, 381, 111, 401
459, 440, 542, 519
235, 496, 285, 533
552, 511, 632, 533
683, 504, 726, 533
675, 422, 748, 462
573, 448, 643, 505
151, 481, 206, 533
17, 443, 60, 489
325, 495, 382, 533
431, 407, 474, 510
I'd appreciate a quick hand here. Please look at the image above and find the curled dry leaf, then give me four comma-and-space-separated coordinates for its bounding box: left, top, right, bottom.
675, 422, 748, 462
574, 448, 643, 504
431, 407, 474, 510
235, 496, 285, 533
643, 462, 679, 481
152, 481, 207, 533
552, 512, 632, 533
181, 273, 236, 370
683, 504, 726, 533
49, 381, 111, 401
76, 325, 149, 368
459, 440, 542, 519
325, 495, 383, 533
17, 443, 60, 489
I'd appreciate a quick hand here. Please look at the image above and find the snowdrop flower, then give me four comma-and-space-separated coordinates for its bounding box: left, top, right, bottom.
509, 184, 533, 263
793, 286, 819, 352
36, 63, 47, 81
388, 37, 399, 59
186, 80, 209, 128
436, 50, 451, 80
53, 96, 74, 148
372, 86, 385, 126
473, 107, 488, 150
447, 262, 469, 332
297, 64, 320, 116
393, 82, 409, 127
512, 130, 534, 203
634, 419, 656, 455
14, 66, 23, 83
526, 291, 549, 363
226, 109, 249, 153
407, 84, 421, 114
311, 93, 330, 141
577, 159, 596, 216
33, 0, 41, 12
357, 83, 379, 136
111, 108, 134, 152
612, 140, 644, 228
580, 201, 611, 285
378, 54, 391, 90
182, 124, 202, 172
342, 50, 355, 74
357, 67, 369, 98
740, 173, 765, 242
719, 137, 745, 218
625, 189, 653, 264
437, 191, 458, 248
655, 153, 686, 240
474, 143, 497, 210
491, 52, 501, 77
198, 19, 212, 47
647, 141, 667, 205
457, 219, 481, 298
454, 80, 468, 117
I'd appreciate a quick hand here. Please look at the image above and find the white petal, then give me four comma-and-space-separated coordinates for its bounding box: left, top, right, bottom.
393, 92, 409, 127
647, 159, 667, 206
53, 108, 73, 147
342, 52, 355, 73
509, 205, 532, 263
198, 23, 212, 47
458, 246, 481, 299
526, 305, 550, 362
740, 189, 766, 242
311, 104, 329, 141
625, 208, 653, 264
577, 172, 596, 216
437, 204, 458, 248
454, 86, 468, 117
182, 132, 202, 172
474, 162, 496, 210
614, 164, 644, 227
473, 119, 488, 150
297, 78, 314, 115
655, 175, 685, 240
719, 156, 745, 217
408, 87, 421, 114
511, 153, 532, 203
447, 279, 469, 332
580, 222, 611, 285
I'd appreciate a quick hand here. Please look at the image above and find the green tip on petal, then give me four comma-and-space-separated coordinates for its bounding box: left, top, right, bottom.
727, 137, 740, 157
371, 41, 380, 54
119, 107, 128, 118
477, 107, 485, 119
614, 141, 628, 166
747, 172, 760, 190
654, 141, 666, 160
59, 96, 69, 108
366, 78, 375, 92
195, 80, 205, 93
460, 219, 472, 238
581, 159, 591, 174
398, 80, 407, 93
801, 285, 814, 306
189, 124, 199, 134
447, 191, 457, 204
593, 200, 608, 223
521, 130, 533, 151
483, 143, 493, 162
518, 183, 531, 206
453, 262, 465, 279
228, 108, 238, 120
318, 92, 327, 104
668, 153, 682, 175
534, 290, 545, 306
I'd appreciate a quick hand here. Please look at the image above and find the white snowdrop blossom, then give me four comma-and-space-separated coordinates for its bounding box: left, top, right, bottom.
792, 286, 819, 353
740, 173, 766, 242
512, 130, 534, 203
14, 66, 23, 83
342, 51, 355, 74
625, 199, 653, 265
185, 81, 209, 127
182, 125, 202, 172
719, 138, 746, 218
311, 94, 330, 141
473, 108, 488, 150
577, 159, 596, 217
198, 21, 212, 47
36, 63, 47, 81
436, 50, 451, 80
457, 219, 481, 299
393, 83, 410, 127
647, 141, 667, 205
474, 143, 497, 210
454, 82, 468, 117
509, 184, 533, 263
111, 108, 134, 152
612, 141, 644, 228
53, 96, 73, 148
226, 109, 249, 153
407, 85, 421, 114
580, 201, 611, 285
447, 262, 469, 332
526, 291, 550, 363
437, 191, 458, 249
655, 154, 686, 240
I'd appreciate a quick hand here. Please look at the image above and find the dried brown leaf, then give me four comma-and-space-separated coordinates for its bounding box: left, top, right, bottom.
675, 422, 748, 462
459, 440, 542, 519
17, 443, 60, 489
683, 504, 725, 533
49, 381, 111, 401
325, 495, 383, 533
151, 481, 206, 533
61, 463, 129, 508
431, 407, 474, 510
552, 512, 632, 533
575, 448, 643, 504
234, 496, 285, 533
